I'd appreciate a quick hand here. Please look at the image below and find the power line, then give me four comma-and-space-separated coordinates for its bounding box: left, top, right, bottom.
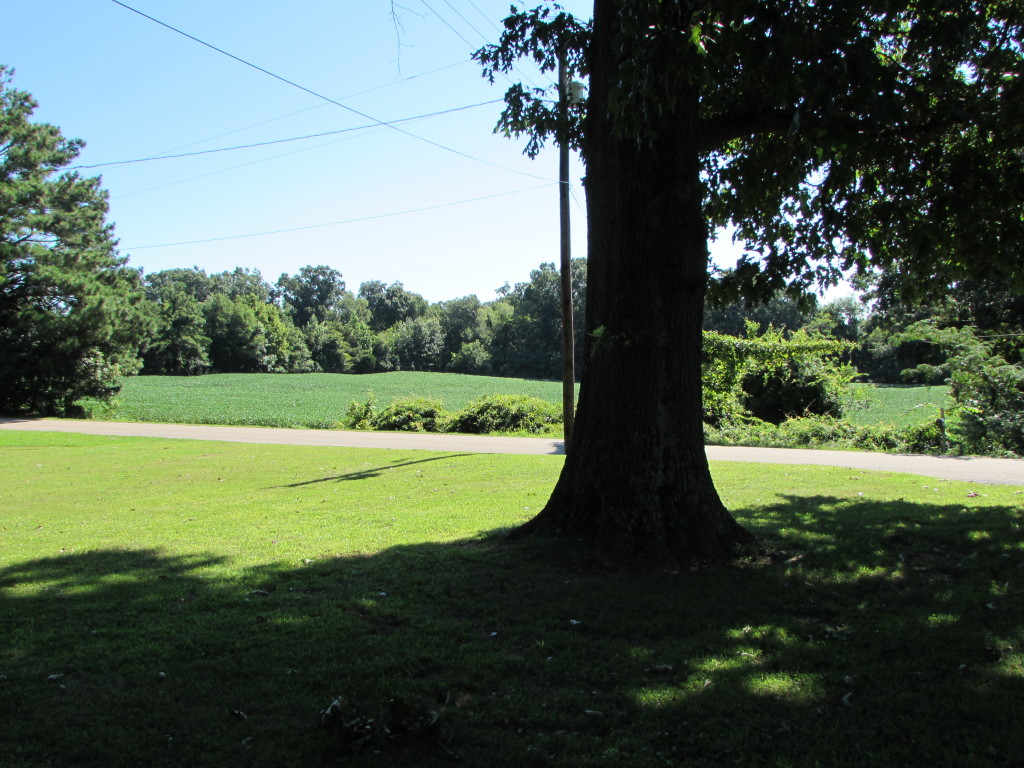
569, 183, 586, 217
112, 126, 390, 200
159, 59, 473, 156
69, 100, 501, 170
423, 0, 542, 89
421, 0, 476, 48
109, 0, 553, 182
463, 0, 504, 33
123, 183, 557, 250
441, 0, 491, 43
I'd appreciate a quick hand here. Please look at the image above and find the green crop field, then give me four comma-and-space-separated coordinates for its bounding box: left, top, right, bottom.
846, 382, 953, 427
2, 430, 1022, 767
91, 372, 578, 429
92, 373, 949, 434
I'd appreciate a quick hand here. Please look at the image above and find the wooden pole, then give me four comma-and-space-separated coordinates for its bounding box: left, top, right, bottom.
558, 53, 575, 452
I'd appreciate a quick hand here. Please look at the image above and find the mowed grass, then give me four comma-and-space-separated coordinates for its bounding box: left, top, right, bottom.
847, 382, 953, 427
90, 372, 576, 429
3, 430, 1023, 767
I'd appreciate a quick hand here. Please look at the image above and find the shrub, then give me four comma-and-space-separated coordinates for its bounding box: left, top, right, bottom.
340, 391, 376, 430
369, 397, 449, 433
704, 414, 946, 454
449, 394, 562, 434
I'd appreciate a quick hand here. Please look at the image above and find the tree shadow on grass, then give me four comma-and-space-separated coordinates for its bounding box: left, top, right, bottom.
1, 496, 1022, 767
272, 454, 472, 487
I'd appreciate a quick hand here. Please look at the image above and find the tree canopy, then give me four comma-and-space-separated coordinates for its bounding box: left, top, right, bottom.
0, 66, 149, 415
480, 1, 1023, 300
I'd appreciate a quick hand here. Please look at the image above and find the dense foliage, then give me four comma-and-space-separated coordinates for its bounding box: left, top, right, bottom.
340, 392, 563, 435
137, 261, 587, 382
0, 66, 150, 415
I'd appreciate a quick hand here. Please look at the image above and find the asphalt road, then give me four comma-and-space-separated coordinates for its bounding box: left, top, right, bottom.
2, 417, 1021, 485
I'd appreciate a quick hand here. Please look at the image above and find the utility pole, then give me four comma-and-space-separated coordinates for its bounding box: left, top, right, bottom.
558, 52, 575, 453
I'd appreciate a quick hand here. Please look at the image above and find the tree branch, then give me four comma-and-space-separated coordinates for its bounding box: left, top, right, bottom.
697, 107, 793, 152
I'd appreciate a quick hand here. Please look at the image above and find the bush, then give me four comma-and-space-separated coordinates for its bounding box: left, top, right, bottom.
449, 394, 562, 434
704, 414, 946, 454
340, 391, 377, 430
369, 397, 449, 433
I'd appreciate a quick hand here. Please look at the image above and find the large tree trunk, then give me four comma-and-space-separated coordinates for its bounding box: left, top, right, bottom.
515, 0, 755, 568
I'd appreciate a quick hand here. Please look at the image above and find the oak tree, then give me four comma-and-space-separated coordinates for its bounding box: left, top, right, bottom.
477, 1, 1024, 567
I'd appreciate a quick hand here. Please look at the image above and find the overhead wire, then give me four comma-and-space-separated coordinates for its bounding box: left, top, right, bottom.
569, 183, 586, 217
463, 0, 504, 33
159, 59, 473, 156
69, 99, 502, 170
111, 126, 390, 200
123, 183, 557, 250
103, 1, 575, 256
423, 0, 542, 89
440, 0, 491, 44
108, 0, 554, 182
420, 0, 476, 48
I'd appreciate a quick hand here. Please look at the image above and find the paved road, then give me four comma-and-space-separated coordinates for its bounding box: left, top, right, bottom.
2, 417, 1021, 485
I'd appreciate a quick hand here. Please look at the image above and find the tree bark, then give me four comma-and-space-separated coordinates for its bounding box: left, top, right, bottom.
514, 0, 755, 568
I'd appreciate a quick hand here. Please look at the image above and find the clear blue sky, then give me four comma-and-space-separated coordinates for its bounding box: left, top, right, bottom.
5, 0, 810, 304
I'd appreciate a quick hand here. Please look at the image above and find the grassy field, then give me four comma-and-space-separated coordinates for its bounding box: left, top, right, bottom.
89, 373, 944, 432
89, 372, 577, 429
3, 430, 1022, 767
846, 382, 953, 427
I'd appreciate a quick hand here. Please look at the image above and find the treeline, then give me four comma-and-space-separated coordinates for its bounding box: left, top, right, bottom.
140, 262, 585, 381
78, 257, 1024, 454
140, 261, 1022, 387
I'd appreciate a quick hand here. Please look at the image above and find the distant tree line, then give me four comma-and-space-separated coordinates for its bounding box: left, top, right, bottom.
139, 261, 586, 381
138, 258, 1022, 390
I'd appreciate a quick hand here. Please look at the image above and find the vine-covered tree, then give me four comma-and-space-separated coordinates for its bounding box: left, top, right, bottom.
477, 2, 1024, 567
0, 66, 150, 414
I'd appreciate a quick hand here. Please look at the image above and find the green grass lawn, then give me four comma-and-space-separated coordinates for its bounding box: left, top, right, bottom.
89, 372, 577, 429
2, 431, 1022, 767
